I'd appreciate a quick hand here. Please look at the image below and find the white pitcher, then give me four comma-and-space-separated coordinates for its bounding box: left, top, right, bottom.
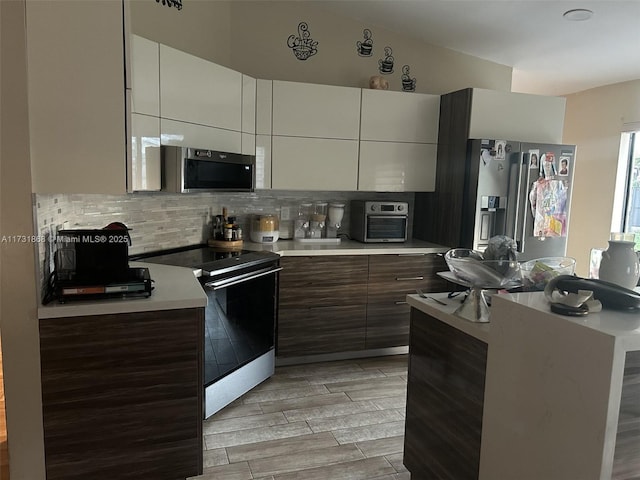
598, 238, 640, 289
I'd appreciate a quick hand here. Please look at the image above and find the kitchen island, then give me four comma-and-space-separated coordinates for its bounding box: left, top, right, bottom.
37, 263, 207, 480
405, 291, 640, 480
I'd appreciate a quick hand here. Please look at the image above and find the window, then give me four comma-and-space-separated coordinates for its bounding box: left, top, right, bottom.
612, 126, 640, 249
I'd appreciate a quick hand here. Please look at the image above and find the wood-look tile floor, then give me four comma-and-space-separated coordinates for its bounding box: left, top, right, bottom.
190, 355, 410, 480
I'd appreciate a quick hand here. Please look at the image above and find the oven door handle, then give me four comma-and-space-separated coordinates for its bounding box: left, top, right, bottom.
204, 266, 283, 290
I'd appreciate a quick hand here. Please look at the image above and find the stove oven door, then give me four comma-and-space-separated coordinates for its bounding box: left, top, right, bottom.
200, 262, 281, 417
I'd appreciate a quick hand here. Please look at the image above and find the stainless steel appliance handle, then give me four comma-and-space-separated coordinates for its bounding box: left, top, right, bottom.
513, 152, 528, 252
204, 266, 283, 290
396, 276, 425, 281
515, 155, 530, 252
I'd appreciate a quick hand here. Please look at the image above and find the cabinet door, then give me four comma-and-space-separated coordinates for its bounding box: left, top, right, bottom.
160, 45, 242, 132
131, 114, 161, 191
242, 75, 256, 134
256, 79, 273, 135
241, 75, 256, 155
272, 81, 361, 139
358, 142, 437, 192
131, 35, 159, 116
366, 254, 452, 349
161, 118, 241, 153
361, 90, 440, 143
26, 0, 126, 194
278, 256, 368, 357
469, 88, 565, 143
272, 136, 358, 191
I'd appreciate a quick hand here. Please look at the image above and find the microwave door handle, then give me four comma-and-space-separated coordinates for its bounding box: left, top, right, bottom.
204, 266, 283, 290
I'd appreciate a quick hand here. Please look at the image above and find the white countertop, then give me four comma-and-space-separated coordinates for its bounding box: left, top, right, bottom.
407, 292, 490, 343
38, 262, 207, 319
243, 238, 449, 256
494, 291, 640, 351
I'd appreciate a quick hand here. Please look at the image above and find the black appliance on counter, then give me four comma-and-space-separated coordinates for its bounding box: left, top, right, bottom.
43, 226, 153, 304
130, 245, 281, 419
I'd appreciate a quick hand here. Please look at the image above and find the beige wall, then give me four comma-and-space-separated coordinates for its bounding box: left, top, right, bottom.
130, 0, 512, 94
564, 79, 640, 276
230, 1, 511, 94
129, 0, 232, 66
1, 1, 47, 478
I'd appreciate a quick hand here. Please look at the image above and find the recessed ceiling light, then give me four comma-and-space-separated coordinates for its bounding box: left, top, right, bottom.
563, 8, 594, 21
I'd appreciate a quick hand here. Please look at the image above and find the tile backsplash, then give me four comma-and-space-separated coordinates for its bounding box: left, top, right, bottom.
35, 189, 414, 261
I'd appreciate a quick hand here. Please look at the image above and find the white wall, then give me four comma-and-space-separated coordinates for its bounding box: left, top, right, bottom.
0, 1, 46, 478
564, 80, 640, 276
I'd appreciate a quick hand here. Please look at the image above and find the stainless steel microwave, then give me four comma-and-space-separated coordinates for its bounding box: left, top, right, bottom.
162, 146, 255, 193
350, 200, 409, 243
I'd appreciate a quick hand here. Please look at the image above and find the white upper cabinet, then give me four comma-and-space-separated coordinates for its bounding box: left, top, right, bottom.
271, 137, 359, 191
131, 35, 160, 117
256, 79, 273, 135
469, 88, 566, 143
242, 75, 256, 135
160, 119, 241, 153
272, 81, 361, 139
131, 113, 161, 191
358, 142, 437, 192
360, 90, 440, 143
160, 45, 242, 132
26, 0, 127, 194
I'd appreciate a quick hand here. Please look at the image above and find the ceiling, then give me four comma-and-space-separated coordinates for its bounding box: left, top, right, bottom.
316, 0, 640, 96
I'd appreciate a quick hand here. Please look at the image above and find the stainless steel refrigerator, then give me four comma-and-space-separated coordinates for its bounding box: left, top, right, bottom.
466, 138, 576, 261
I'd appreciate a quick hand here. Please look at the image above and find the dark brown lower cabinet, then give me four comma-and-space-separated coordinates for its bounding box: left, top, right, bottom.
39, 308, 204, 480
366, 253, 454, 349
277, 256, 368, 357
404, 308, 487, 480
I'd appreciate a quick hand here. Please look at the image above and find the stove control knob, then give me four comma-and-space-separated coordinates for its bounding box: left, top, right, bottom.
370, 204, 377, 212
397, 204, 404, 211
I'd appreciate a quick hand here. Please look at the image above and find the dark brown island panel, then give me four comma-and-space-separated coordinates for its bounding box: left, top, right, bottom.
404, 308, 487, 480
39, 307, 204, 480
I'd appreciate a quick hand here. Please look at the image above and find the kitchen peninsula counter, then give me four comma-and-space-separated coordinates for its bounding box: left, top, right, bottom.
38, 262, 207, 319
244, 238, 449, 256
406, 291, 640, 480
37, 261, 206, 479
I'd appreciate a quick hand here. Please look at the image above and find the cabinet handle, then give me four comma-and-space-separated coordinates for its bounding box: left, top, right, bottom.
396, 276, 424, 281
395, 301, 408, 305
398, 253, 426, 257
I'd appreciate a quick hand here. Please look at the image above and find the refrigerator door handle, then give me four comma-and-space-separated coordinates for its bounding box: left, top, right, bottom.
514, 152, 529, 253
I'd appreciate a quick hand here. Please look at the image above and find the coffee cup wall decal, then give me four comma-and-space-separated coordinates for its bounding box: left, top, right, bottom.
378, 46, 394, 74
356, 29, 373, 57
401, 65, 417, 92
287, 22, 318, 61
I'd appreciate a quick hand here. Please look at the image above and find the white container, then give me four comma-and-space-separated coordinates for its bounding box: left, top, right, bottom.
250, 214, 279, 243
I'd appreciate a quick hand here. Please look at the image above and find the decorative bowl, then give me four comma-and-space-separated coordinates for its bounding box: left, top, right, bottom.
444, 248, 521, 289
520, 256, 576, 291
